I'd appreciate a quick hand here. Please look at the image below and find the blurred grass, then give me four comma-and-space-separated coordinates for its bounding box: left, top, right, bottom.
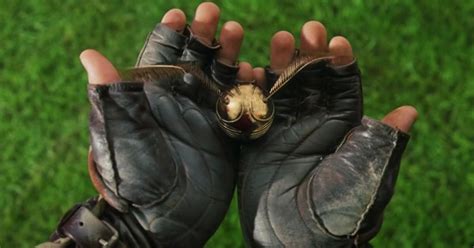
0, 0, 473, 247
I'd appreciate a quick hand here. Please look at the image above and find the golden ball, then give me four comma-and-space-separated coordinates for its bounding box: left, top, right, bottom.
216, 83, 274, 140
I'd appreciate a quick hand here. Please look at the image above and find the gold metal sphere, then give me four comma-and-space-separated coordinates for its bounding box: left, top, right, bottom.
216, 82, 274, 140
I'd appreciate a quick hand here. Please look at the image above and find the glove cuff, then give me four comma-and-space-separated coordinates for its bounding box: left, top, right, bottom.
263, 66, 279, 92
211, 59, 239, 88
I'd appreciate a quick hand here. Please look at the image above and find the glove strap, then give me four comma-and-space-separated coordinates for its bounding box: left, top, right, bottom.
37, 198, 127, 248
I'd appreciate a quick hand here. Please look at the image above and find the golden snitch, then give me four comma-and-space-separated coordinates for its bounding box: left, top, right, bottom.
216, 82, 274, 139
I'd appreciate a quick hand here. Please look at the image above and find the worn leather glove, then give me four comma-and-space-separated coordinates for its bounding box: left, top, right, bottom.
237, 57, 410, 247
42, 22, 239, 248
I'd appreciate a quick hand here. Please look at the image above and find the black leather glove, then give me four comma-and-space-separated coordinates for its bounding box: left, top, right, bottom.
43, 23, 239, 248
237, 58, 409, 247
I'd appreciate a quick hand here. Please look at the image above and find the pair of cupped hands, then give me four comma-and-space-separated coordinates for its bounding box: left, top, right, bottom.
82, 2, 417, 247
82, 3, 416, 129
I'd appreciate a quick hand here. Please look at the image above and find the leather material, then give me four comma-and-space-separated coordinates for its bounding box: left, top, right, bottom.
210, 59, 239, 88
179, 26, 221, 66
136, 24, 237, 89
47, 197, 151, 248
238, 59, 409, 247
136, 24, 187, 66
60, 206, 122, 248
86, 23, 239, 247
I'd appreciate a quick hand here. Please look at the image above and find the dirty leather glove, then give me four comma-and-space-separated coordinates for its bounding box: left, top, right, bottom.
237, 58, 410, 247
44, 23, 239, 248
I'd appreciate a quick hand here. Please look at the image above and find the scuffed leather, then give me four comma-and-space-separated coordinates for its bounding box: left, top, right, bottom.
48, 197, 152, 247
136, 23, 238, 88
86, 23, 239, 247
179, 26, 220, 65
136, 24, 187, 66
238, 59, 409, 247
210, 59, 239, 88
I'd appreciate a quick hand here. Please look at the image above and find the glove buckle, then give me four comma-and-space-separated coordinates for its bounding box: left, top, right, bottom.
98, 221, 119, 248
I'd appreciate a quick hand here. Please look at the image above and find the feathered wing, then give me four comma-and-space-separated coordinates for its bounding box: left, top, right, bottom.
121, 64, 221, 94
267, 55, 356, 99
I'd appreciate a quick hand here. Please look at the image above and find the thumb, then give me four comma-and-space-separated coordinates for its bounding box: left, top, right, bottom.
381, 105, 418, 133
80, 49, 121, 85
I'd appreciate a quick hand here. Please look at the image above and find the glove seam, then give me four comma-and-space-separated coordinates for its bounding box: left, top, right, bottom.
90, 88, 124, 202
136, 31, 153, 67
351, 139, 395, 236
306, 162, 348, 240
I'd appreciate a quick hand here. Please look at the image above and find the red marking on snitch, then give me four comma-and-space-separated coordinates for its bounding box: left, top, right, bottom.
231, 113, 255, 133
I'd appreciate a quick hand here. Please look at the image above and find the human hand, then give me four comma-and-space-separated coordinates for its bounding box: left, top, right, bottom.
237, 21, 417, 247
76, 3, 248, 247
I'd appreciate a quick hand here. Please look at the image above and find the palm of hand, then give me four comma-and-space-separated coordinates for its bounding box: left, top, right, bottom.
238, 58, 363, 246
86, 9, 240, 245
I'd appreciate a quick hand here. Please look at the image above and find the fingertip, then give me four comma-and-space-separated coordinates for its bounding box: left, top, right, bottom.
300, 21, 328, 55
301, 20, 326, 33
329, 36, 353, 65
194, 2, 221, 26
399, 105, 418, 117
161, 8, 186, 31
382, 105, 418, 133
237, 61, 254, 82
191, 2, 221, 45
272, 31, 295, 49
270, 31, 295, 73
79, 49, 120, 85
329, 36, 353, 55
79, 49, 98, 62
222, 21, 244, 38
197, 1, 221, 16
217, 21, 244, 65
329, 36, 352, 47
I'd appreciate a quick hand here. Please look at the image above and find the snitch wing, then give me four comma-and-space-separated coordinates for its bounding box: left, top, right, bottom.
266, 55, 354, 100
120, 64, 221, 94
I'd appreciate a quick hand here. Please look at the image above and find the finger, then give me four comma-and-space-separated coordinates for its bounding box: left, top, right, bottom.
190, 2, 220, 45
217, 21, 244, 65
300, 21, 328, 56
270, 31, 295, 74
161, 8, 186, 32
80, 49, 120, 85
237, 62, 254, 82
253, 67, 266, 89
381, 106, 418, 133
328, 36, 354, 65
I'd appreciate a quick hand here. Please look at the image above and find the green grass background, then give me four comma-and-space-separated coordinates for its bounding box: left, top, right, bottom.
0, 0, 473, 247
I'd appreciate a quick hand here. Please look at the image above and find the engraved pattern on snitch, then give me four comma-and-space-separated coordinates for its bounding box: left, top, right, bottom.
121, 55, 348, 140
216, 83, 274, 140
